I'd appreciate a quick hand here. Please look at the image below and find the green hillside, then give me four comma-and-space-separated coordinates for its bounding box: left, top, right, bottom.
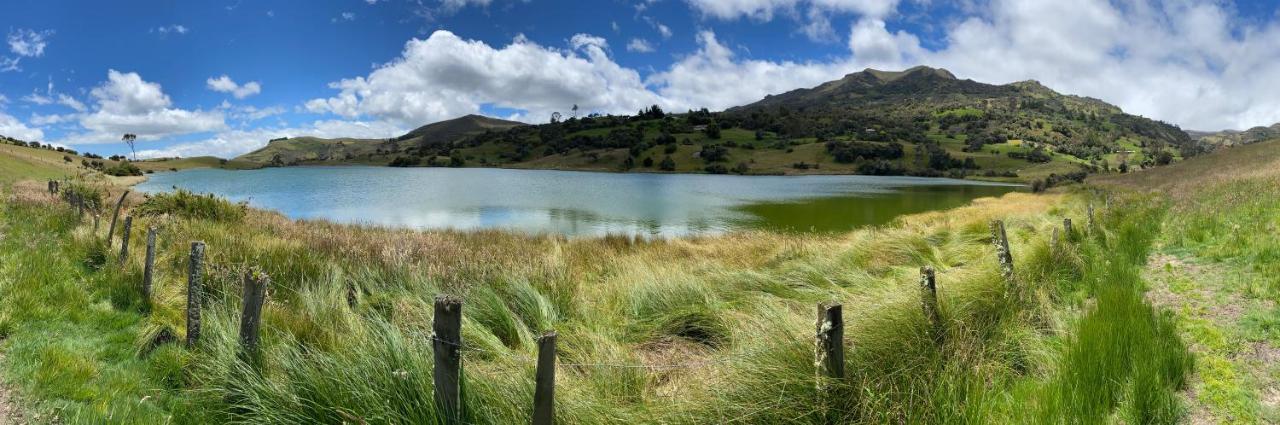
233, 114, 524, 167
235, 67, 1200, 184
1188, 123, 1280, 148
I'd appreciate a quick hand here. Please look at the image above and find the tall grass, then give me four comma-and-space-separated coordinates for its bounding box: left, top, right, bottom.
0, 180, 1194, 423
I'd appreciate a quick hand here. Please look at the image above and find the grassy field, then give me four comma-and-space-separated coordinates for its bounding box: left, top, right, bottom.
1095, 138, 1280, 423
0, 139, 1210, 423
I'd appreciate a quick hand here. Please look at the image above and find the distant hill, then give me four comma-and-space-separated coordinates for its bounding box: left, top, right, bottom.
1188, 123, 1280, 148
231, 67, 1203, 182
234, 114, 523, 167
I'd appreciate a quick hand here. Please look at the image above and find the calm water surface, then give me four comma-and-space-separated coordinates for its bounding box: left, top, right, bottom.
137, 167, 1020, 237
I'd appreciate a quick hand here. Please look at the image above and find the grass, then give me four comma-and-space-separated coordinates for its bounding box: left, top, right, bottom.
0, 157, 1197, 424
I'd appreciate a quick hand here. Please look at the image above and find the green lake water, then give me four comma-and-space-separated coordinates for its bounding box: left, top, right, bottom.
137, 167, 1020, 237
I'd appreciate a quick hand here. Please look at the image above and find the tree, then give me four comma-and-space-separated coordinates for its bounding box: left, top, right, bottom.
550, 112, 562, 123
642, 157, 654, 167
122, 133, 138, 161
659, 155, 676, 171
571, 104, 579, 119
704, 121, 721, 139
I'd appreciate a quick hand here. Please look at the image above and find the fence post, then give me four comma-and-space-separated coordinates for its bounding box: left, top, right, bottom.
919, 266, 943, 344
433, 295, 463, 425
1087, 202, 1095, 234
107, 190, 130, 242
94, 214, 100, 235
1050, 228, 1059, 253
239, 269, 270, 365
186, 241, 206, 349
143, 227, 157, 306
533, 331, 557, 425
1064, 218, 1073, 238
118, 216, 133, 264
815, 302, 845, 381
990, 220, 1014, 290
346, 280, 358, 310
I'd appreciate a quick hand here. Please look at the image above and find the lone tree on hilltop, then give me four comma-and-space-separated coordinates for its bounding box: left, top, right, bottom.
122, 133, 138, 161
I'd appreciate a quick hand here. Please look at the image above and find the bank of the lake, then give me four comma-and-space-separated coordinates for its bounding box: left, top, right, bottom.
136, 166, 1021, 237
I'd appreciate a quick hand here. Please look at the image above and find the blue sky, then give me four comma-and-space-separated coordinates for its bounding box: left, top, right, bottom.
2, 0, 1279, 159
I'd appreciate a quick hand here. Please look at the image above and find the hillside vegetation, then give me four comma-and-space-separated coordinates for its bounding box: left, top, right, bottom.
231, 67, 1200, 184
1188, 123, 1280, 148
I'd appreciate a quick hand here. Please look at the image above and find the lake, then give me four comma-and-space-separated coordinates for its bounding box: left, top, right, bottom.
136, 167, 1020, 237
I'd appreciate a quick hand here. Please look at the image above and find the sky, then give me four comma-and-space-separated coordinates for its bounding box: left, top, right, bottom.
2, 0, 1279, 159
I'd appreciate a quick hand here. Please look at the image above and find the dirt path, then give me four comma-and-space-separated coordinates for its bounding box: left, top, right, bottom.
1146, 253, 1280, 424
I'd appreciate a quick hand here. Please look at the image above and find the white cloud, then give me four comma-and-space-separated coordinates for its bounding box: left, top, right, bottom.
7, 29, 53, 57
685, 0, 898, 41
206, 75, 263, 99
153, 25, 190, 36
333, 12, 357, 22
0, 111, 44, 141
656, 23, 673, 39
135, 119, 405, 159
627, 38, 656, 53
305, 30, 664, 126
58, 94, 87, 112
64, 70, 225, 144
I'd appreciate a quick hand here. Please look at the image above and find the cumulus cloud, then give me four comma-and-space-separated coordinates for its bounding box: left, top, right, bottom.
206, 75, 263, 99
685, 0, 899, 40
627, 38, 656, 53
0, 112, 45, 141
305, 30, 664, 126
2, 28, 54, 72
7, 28, 53, 57
64, 70, 225, 144
135, 119, 405, 159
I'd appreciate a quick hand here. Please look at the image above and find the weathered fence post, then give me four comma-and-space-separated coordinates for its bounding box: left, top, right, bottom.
186, 241, 206, 348
433, 295, 463, 424
346, 280, 358, 310
107, 190, 130, 242
533, 331, 557, 425
1087, 202, 1096, 234
990, 220, 1014, 290
47, 180, 53, 195
1064, 218, 1073, 237
815, 302, 845, 380
920, 266, 944, 344
118, 216, 133, 264
238, 269, 270, 365
143, 227, 158, 305
94, 214, 100, 234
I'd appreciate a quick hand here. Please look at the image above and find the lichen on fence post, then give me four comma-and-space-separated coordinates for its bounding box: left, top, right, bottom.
238, 269, 270, 365
920, 266, 944, 345
1064, 218, 1073, 238
186, 241, 206, 348
433, 295, 463, 424
814, 302, 845, 423
990, 220, 1015, 294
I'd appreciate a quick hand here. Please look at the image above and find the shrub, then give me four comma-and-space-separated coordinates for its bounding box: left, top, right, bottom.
134, 189, 246, 222
104, 162, 143, 176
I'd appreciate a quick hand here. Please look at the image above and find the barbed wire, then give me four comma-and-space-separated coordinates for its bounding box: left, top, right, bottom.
427, 333, 799, 371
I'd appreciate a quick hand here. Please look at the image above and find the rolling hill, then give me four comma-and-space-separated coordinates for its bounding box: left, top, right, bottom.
233, 114, 524, 166
1188, 123, 1280, 148
249, 66, 1193, 183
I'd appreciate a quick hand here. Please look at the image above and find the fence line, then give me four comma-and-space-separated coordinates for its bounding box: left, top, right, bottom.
48, 177, 1089, 425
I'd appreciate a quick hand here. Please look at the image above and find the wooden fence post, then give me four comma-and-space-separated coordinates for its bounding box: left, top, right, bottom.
118, 216, 133, 264
533, 331, 557, 425
1064, 218, 1073, 238
186, 241, 206, 348
94, 214, 100, 235
238, 269, 270, 365
1087, 202, 1095, 234
990, 220, 1014, 289
433, 295, 463, 424
346, 280, 358, 310
107, 190, 129, 242
815, 302, 845, 380
143, 227, 157, 305
920, 266, 943, 344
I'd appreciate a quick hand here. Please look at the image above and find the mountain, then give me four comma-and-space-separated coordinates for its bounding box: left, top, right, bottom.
235, 67, 1201, 182
234, 114, 523, 166
1188, 123, 1280, 147
727, 66, 1198, 160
